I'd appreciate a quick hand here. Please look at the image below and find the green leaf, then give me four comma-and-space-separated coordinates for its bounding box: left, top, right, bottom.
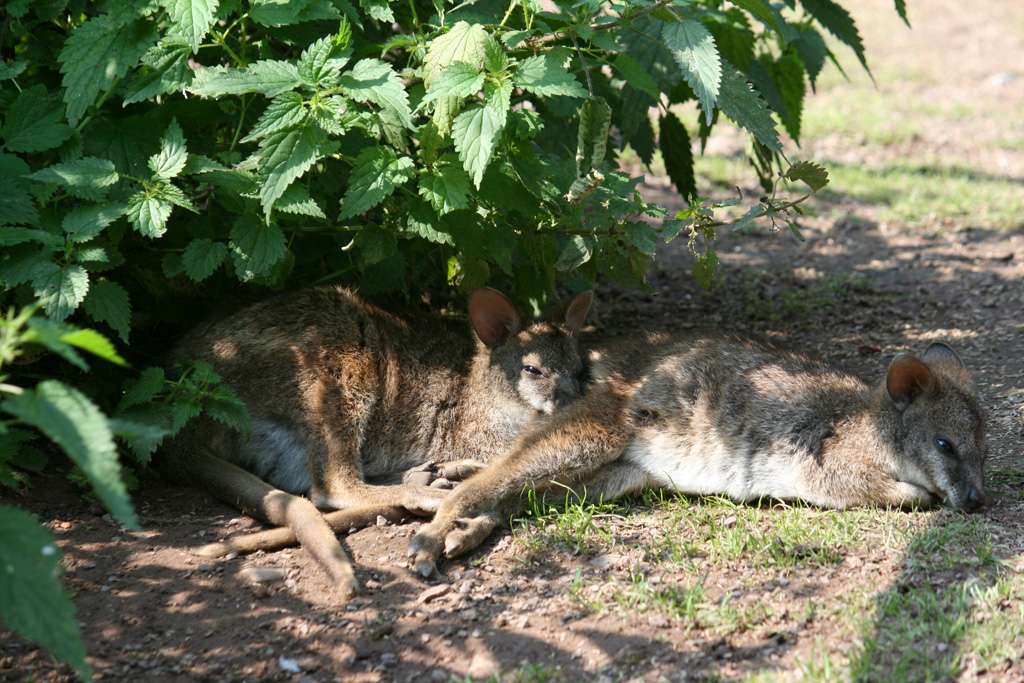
786, 160, 829, 192
423, 22, 491, 134
662, 20, 722, 124
659, 112, 696, 200
514, 54, 587, 98
751, 53, 806, 141
181, 238, 228, 281
29, 158, 119, 201
123, 37, 193, 105
276, 183, 326, 218
339, 58, 413, 129
794, 27, 829, 89
241, 92, 308, 143
418, 158, 472, 215
0, 228, 63, 249
298, 35, 352, 87
717, 66, 781, 152
575, 97, 612, 176
730, 0, 787, 36
0, 506, 91, 679
3, 381, 137, 529
0, 155, 37, 227
147, 119, 188, 180
0, 59, 27, 81
23, 318, 90, 371
190, 60, 302, 98
59, 15, 157, 126
625, 222, 658, 255
404, 201, 453, 245
109, 417, 170, 463
0, 249, 55, 289
799, 0, 869, 73
203, 386, 251, 432
612, 54, 660, 100
452, 104, 503, 188
59, 328, 127, 366
556, 235, 592, 271
0, 85, 73, 154
354, 228, 396, 265
229, 216, 287, 277
422, 62, 485, 103
62, 202, 126, 243
34, 264, 89, 321
359, 0, 394, 22
257, 124, 325, 219
894, 0, 910, 27
83, 279, 132, 343
126, 192, 173, 238
118, 367, 166, 411
693, 249, 719, 289
161, 0, 219, 52
339, 146, 415, 219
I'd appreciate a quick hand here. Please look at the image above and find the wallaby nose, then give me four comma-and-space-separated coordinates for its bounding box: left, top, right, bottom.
964, 487, 985, 512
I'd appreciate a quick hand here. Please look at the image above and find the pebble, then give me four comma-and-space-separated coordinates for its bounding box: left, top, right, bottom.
380, 653, 398, 667
278, 656, 302, 673
376, 515, 389, 527
240, 567, 287, 584
429, 670, 448, 682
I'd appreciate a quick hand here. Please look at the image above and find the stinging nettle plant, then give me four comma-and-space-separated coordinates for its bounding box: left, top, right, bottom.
0, 0, 905, 676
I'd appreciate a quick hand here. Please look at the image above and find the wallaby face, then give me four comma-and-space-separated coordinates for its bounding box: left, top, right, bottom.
470, 289, 591, 415
885, 343, 987, 511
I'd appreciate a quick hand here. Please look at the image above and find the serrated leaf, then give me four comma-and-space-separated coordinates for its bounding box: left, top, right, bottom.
0, 60, 27, 80
576, 97, 612, 176
229, 216, 287, 277
83, 279, 132, 343
514, 54, 588, 98
126, 192, 173, 238
190, 60, 302, 98
59, 15, 156, 126
0, 228, 63, 249
0, 85, 73, 154
612, 54, 660, 100
339, 146, 415, 219
339, 58, 413, 129
3, 381, 137, 529
118, 367, 166, 411
662, 20, 722, 124
122, 37, 193, 104
693, 249, 718, 289
354, 228, 396, 265
149, 119, 188, 179
786, 160, 829, 192
0, 155, 37, 227
418, 159, 471, 215
0, 506, 91, 679
894, 0, 910, 27
275, 183, 326, 218
359, 0, 393, 22
75, 246, 109, 264
257, 124, 325, 219
23, 318, 89, 371
0, 249, 55, 289
794, 27, 829, 90
181, 238, 227, 281
556, 235, 592, 271
62, 203, 126, 243
161, 0, 218, 52
241, 92, 308, 143
422, 62, 485, 104
59, 328, 127, 366
751, 53, 806, 141
404, 201, 453, 245
423, 22, 491, 134
625, 222, 658, 255
799, 0, 869, 73
717, 66, 781, 152
730, 0, 787, 36
452, 104, 503, 188
29, 158, 119, 201
34, 264, 89, 321
659, 112, 696, 200
109, 417, 170, 463
298, 35, 352, 86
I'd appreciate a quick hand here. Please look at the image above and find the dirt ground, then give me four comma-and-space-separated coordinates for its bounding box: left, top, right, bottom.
3, 1, 1024, 681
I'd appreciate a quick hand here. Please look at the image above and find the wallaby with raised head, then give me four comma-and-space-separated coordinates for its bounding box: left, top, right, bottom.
409, 337, 987, 576
171, 285, 593, 598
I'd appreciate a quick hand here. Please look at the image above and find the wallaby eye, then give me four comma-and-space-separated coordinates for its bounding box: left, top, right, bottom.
934, 437, 956, 456
522, 365, 543, 377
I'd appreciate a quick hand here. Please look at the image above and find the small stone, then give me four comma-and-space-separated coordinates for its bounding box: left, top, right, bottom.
376, 515, 389, 527
241, 567, 287, 584
721, 515, 737, 527
380, 653, 398, 667
429, 670, 448, 682
417, 584, 451, 604
278, 656, 302, 673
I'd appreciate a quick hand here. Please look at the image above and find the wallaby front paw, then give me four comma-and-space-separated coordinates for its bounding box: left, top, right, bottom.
443, 513, 499, 558
400, 485, 450, 516
436, 459, 488, 481
408, 523, 446, 577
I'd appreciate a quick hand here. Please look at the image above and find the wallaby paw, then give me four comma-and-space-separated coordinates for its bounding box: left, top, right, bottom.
401, 460, 438, 487
436, 459, 488, 481
408, 523, 446, 577
443, 514, 499, 558
400, 485, 450, 516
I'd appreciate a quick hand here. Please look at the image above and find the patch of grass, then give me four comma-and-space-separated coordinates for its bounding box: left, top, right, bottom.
612, 570, 707, 621
512, 486, 629, 558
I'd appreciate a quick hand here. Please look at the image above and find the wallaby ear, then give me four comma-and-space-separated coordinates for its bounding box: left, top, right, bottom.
468, 288, 521, 347
886, 354, 935, 407
562, 290, 593, 335
921, 342, 964, 370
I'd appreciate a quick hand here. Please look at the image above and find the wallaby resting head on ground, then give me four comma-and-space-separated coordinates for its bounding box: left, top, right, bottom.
170, 285, 592, 598
408, 336, 988, 576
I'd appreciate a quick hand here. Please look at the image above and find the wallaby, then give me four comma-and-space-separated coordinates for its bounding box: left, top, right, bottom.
170, 285, 593, 598
409, 336, 987, 576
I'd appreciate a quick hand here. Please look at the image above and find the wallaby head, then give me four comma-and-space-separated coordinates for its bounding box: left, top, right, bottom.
883, 342, 987, 512
468, 288, 593, 415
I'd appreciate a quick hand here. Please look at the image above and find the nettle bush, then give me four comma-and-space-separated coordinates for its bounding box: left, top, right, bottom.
0, 0, 903, 676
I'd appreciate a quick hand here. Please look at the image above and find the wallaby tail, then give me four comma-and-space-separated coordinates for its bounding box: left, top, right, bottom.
183, 449, 363, 601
